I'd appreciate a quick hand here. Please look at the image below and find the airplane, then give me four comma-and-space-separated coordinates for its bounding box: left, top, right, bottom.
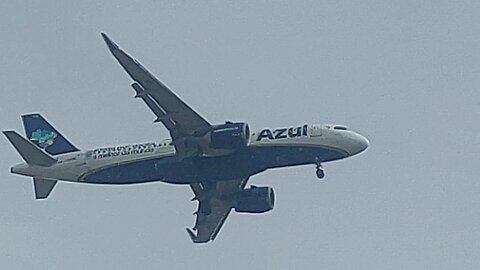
3, 33, 369, 244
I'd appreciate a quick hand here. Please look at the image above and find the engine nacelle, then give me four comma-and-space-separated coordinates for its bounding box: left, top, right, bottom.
209, 122, 250, 150
234, 186, 275, 214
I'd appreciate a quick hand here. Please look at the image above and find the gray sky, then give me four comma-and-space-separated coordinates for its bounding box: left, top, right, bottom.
1, 1, 479, 269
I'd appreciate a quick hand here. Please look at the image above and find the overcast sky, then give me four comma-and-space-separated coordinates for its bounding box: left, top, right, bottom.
1, 1, 479, 269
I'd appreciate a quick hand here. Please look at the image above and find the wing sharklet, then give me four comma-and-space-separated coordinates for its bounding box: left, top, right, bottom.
186, 228, 202, 243
101, 32, 119, 51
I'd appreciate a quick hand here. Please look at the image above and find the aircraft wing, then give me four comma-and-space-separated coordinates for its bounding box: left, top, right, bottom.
187, 178, 249, 243
101, 33, 211, 143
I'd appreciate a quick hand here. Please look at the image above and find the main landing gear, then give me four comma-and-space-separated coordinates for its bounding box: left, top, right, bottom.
315, 159, 325, 180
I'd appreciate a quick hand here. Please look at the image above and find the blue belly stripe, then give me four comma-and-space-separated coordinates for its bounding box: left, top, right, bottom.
82, 146, 347, 184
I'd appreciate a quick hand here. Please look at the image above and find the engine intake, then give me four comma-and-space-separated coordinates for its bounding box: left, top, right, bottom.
209, 122, 250, 150
234, 186, 275, 213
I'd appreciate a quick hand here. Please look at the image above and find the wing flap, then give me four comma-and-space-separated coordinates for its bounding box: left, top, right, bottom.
131, 82, 176, 130
188, 178, 249, 243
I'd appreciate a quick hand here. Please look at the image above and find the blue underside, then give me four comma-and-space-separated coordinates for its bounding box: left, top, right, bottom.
82, 146, 347, 185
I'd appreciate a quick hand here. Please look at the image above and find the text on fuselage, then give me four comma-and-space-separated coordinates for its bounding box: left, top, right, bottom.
256, 124, 308, 141
85, 142, 164, 160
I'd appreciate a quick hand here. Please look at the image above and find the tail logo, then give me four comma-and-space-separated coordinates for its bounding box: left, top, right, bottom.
30, 129, 57, 149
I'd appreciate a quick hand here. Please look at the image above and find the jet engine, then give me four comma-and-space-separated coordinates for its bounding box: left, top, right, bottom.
234, 186, 275, 213
208, 122, 250, 150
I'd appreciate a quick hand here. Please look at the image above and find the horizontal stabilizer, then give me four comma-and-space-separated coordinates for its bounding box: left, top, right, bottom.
3, 131, 57, 166
33, 178, 57, 199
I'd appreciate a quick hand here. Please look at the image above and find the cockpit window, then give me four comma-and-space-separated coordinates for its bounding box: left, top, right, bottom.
333, 126, 348, 130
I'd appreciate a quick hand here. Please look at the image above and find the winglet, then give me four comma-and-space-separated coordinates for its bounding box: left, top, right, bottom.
186, 228, 198, 243
186, 228, 212, 244
101, 32, 119, 51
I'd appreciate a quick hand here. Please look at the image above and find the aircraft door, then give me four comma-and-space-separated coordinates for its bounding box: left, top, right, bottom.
310, 124, 322, 137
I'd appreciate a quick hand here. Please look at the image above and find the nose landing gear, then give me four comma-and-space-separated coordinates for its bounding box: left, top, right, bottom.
316, 168, 325, 179
315, 158, 325, 180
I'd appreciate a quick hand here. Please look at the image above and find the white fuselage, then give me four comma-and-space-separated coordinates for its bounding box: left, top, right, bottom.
11, 124, 369, 184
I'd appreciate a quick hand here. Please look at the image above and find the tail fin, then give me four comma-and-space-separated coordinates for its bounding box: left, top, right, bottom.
22, 113, 79, 155
3, 131, 57, 166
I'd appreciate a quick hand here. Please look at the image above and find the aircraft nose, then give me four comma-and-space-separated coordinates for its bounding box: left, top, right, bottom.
347, 132, 369, 156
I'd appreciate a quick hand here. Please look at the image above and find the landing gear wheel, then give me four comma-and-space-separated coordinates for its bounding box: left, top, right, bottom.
315, 159, 325, 180
316, 169, 325, 179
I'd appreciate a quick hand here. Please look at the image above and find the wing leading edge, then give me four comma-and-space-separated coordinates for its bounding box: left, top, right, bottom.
101, 33, 211, 143
188, 178, 249, 243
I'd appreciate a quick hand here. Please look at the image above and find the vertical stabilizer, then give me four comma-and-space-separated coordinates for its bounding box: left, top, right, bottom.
22, 113, 79, 155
